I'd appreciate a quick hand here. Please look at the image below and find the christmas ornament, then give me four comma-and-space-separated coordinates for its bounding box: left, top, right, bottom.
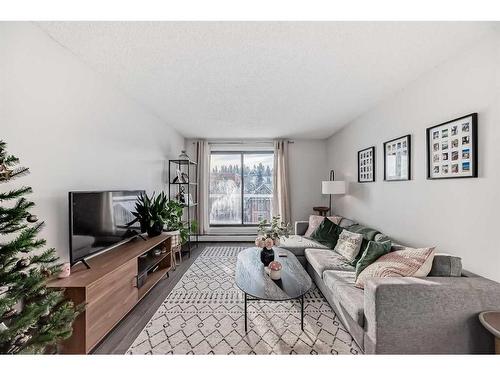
58, 263, 71, 278
26, 214, 38, 223
41, 268, 51, 278
0, 162, 12, 181
16, 258, 30, 269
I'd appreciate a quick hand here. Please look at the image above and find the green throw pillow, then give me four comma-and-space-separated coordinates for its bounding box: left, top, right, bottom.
310, 218, 343, 249
355, 240, 392, 278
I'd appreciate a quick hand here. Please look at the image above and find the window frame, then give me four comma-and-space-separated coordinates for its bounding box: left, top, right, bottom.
209, 150, 274, 227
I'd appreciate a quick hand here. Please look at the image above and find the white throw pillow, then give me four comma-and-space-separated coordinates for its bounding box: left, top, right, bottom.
334, 229, 363, 262
355, 247, 435, 288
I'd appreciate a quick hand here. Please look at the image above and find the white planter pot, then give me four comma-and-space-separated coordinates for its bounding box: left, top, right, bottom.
164, 229, 181, 248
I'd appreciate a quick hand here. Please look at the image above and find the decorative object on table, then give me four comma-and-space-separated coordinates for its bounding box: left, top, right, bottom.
178, 150, 190, 160
383, 134, 411, 181
255, 215, 292, 266
266, 261, 283, 280
478, 311, 500, 354
426, 113, 478, 179
312, 206, 330, 217
355, 246, 435, 288
0, 140, 79, 354
58, 263, 71, 279
358, 146, 375, 182
322, 170, 346, 214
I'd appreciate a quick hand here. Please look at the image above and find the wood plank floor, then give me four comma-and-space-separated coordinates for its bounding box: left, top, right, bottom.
92, 242, 252, 354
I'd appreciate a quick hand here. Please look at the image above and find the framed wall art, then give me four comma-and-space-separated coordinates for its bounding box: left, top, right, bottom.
383, 134, 411, 181
426, 113, 478, 179
358, 146, 375, 182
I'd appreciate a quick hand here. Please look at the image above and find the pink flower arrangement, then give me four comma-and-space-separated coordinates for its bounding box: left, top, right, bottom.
255, 215, 291, 250
255, 237, 274, 249
264, 238, 274, 249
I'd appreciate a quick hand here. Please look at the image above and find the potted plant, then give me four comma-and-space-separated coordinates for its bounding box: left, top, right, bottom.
128, 193, 198, 242
255, 215, 292, 266
128, 191, 168, 237
163, 200, 183, 247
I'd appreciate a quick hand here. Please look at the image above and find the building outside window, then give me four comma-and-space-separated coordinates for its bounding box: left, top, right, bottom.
209, 151, 274, 226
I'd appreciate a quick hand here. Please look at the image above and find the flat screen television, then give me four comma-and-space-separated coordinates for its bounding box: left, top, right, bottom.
69, 190, 145, 266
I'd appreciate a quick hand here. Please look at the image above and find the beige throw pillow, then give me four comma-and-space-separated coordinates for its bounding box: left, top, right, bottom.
334, 229, 363, 262
304, 215, 342, 237
355, 247, 435, 288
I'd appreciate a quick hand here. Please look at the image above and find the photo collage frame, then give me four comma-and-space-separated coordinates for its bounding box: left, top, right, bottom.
426, 113, 477, 179
358, 146, 375, 182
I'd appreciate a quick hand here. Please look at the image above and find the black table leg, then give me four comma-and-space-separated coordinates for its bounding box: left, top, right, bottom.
301, 295, 304, 331
244, 292, 247, 332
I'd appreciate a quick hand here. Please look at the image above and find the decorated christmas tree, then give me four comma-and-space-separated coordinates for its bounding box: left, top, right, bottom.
0, 140, 78, 354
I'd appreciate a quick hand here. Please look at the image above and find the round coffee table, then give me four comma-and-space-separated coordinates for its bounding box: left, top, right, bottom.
235, 247, 312, 332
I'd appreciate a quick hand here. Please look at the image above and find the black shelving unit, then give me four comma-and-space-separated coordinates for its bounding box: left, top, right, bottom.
168, 159, 198, 256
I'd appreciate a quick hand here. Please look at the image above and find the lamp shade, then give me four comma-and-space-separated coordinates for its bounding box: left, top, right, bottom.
322, 180, 346, 195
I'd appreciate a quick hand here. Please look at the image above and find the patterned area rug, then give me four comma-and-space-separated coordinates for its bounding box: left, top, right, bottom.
127, 247, 361, 355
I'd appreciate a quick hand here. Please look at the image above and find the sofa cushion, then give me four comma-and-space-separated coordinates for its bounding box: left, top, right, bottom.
355, 247, 435, 288
429, 253, 462, 277
355, 240, 392, 278
304, 248, 355, 276
346, 224, 390, 266
334, 229, 364, 262
323, 270, 365, 327
338, 217, 357, 228
304, 215, 342, 237
278, 235, 328, 257
310, 218, 344, 249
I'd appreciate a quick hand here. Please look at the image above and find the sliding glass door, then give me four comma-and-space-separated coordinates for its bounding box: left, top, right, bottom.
209, 151, 274, 226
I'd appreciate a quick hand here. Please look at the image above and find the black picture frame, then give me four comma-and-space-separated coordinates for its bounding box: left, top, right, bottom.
383, 134, 411, 181
426, 113, 478, 180
357, 146, 375, 183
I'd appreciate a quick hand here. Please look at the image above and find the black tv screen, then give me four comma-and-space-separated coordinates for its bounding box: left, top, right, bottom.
69, 190, 144, 265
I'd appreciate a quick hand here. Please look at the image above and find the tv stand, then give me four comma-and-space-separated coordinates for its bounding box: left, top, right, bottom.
48, 233, 172, 354
80, 258, 91, 269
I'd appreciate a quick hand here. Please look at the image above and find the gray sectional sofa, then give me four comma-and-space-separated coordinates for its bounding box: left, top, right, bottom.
277, 217, 500, 354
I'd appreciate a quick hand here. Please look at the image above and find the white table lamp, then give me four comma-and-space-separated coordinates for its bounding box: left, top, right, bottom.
322, 170, 346, 214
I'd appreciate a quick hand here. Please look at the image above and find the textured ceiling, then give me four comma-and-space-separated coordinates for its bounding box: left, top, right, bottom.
38, 22, 497, 139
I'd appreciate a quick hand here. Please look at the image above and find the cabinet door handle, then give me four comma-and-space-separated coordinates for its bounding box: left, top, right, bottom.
132, 277, 137, 287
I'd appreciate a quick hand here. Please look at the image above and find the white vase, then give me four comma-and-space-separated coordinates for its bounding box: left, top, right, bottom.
164, 229, 181, 249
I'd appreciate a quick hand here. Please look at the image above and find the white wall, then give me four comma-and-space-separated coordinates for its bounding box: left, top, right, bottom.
0, 23, 185, 261
326, 33, 500, 282
288, 140, 328, 223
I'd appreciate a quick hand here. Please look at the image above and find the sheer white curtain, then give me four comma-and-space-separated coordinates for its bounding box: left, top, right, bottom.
195, 140, 210, 234
272, 140, 291, 224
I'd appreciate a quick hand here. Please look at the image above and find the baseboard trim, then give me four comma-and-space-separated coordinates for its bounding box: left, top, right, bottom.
193, 235, 255, 242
